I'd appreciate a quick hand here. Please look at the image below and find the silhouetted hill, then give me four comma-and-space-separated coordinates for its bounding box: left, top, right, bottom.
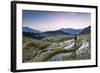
79, 26, 91, 34
44, 30, 70, 35
23, 32, 44, 39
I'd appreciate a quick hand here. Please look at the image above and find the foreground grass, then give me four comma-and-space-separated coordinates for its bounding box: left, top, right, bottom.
23, 37, 50, 62
62, 34, 91, 61
23, 34, 91, 62
32, 43, 82, 62
62, 48, 91, 60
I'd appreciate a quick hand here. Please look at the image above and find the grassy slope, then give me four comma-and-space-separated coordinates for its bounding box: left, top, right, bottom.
23, 33, 90, 62
62, 33, 91, 60
23, 37, 50, 62
32, 42, 82, 62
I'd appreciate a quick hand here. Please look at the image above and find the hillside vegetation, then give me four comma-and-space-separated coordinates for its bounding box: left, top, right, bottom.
22, 26, 91, 62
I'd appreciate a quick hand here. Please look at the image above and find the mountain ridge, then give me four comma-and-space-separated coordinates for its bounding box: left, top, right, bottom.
23, 26, 90, 35
60, 28, 83, 34
23, 27, 41, 33
79, 26, 91, 34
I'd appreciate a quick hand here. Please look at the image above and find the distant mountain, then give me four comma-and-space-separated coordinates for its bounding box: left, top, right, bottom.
60, 28, 83, 34
23, 27, 41, 33
23, 26, 91, 39
79, 26, 91, 34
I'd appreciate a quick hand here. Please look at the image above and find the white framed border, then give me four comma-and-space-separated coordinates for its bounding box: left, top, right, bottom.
13, 1, 97, 71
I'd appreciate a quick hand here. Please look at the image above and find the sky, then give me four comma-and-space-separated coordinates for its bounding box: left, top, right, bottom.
22, 10, 91, 32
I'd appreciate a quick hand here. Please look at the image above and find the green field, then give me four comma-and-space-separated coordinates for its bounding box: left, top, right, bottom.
22, 34, 91, 63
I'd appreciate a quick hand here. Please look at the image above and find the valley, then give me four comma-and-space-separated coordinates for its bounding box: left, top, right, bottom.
22, 26, 91, 63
